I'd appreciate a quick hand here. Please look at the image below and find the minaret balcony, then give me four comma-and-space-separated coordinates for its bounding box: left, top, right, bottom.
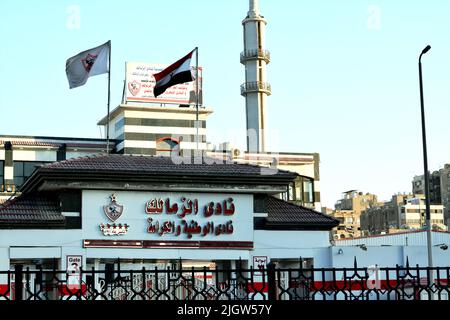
240, 81, 272, 96
240, 49, 270, 64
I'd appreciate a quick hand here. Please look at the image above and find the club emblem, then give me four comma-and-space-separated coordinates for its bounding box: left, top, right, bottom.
81, 53, 98, 72
103, 193, 124, 222
128, 80, 141, 96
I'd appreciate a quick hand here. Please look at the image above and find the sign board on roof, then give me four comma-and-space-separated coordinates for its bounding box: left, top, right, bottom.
125, 62, 203, 105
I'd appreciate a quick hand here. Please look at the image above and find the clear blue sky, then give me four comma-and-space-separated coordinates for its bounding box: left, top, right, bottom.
1, 0, 449, 208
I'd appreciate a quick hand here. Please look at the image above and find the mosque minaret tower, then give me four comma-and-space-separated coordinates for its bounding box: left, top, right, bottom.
241, 0, 271, 153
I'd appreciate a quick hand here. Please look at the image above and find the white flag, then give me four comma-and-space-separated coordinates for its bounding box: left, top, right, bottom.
66, 41, 110, 89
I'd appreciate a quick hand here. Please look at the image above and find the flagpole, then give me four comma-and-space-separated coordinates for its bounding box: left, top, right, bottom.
106, 40, 111, 155
195, 47, 199, 152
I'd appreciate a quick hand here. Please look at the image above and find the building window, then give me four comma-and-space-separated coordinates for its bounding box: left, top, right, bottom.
292, 176, 315, 206
0, 160, 4, 189
156, 137, 180, 157
13, 161, 50, 188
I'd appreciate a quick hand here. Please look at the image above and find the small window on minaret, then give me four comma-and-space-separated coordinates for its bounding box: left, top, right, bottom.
156, 137, 180, 157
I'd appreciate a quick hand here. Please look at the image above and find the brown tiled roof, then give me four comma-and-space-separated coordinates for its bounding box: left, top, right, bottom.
265, 196, 339, 229
0, 140, 110, 148
39, 154, 297, 178
0, 140, 56, 147
0, 194, 65, 227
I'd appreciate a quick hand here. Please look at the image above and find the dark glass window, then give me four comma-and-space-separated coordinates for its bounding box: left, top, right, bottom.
0, 160, 4, 188
13, 161, 50, 188
292, 176, 315, 206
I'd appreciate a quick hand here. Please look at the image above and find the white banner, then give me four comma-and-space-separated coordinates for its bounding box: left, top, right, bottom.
125, 62, 203, 105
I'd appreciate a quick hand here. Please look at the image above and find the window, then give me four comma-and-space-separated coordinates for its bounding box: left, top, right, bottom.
156, 137, 180, 157
13, 161, 49, 188
0, 161, 4, 189
287, 183, 294, 201
292, 176, 315, 206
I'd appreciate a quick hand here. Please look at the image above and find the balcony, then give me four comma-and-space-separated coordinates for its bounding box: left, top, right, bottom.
1, 184, 16, 193
240, 49, 270, 64
240, 81, 272, 96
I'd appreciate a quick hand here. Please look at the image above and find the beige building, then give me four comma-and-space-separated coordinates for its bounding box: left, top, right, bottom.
331, 209, 361, 239
399, 196, 445, 231
335, 190, 379, 214
412, 164, 450, 225
361, 193, 415, 235
440, 164, 450, 225
329, 190, 380, 239
361, 193, 446, 235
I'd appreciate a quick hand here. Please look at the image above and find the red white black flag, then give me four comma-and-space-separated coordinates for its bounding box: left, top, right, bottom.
153, 49, 196, 98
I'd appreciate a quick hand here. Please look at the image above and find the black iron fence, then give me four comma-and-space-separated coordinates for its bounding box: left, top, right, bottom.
0, 261, 449, 301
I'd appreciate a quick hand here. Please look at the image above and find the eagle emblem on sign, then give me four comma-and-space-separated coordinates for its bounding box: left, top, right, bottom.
128, 80, 141, 96
103, 193, 124, 222
81, 53, 98, 72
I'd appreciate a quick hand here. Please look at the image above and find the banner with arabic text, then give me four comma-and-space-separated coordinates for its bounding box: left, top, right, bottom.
125, 61, 203, 105
83, 191, 253, 245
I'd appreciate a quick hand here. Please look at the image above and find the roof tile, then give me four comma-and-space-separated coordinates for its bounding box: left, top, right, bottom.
266, 196, 339, 227
0, 194, 65, 227
40, 154, 297, 178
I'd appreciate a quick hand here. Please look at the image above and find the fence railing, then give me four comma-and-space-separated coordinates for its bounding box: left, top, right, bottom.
0, 261, 449, 301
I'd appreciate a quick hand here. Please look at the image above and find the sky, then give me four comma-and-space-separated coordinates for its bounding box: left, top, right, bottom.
0, 0, 449, 208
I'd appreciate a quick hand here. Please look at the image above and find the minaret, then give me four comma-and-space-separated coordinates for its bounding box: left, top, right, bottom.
241, 0, 271, 153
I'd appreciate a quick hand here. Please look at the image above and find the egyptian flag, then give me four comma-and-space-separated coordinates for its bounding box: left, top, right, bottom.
153, 49, 196, 97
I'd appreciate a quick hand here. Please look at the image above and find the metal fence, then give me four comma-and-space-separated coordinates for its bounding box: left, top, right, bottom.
0, 260, 449, 301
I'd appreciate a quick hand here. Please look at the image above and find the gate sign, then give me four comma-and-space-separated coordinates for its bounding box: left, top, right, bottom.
253, 256, 269, 274
66, 255, 82, 291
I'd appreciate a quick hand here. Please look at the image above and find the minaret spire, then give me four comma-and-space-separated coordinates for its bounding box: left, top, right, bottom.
248, 0, 259, 17
241, 0, 271, 153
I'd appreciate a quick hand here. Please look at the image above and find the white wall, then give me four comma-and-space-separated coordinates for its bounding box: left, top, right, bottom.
13, 150, 56, 162
331, 245, 450, 268
253, 230, 332, 267
331, 246, 403, 268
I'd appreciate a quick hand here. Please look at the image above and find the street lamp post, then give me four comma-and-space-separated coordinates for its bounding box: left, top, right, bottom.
418, 45, 434, 292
